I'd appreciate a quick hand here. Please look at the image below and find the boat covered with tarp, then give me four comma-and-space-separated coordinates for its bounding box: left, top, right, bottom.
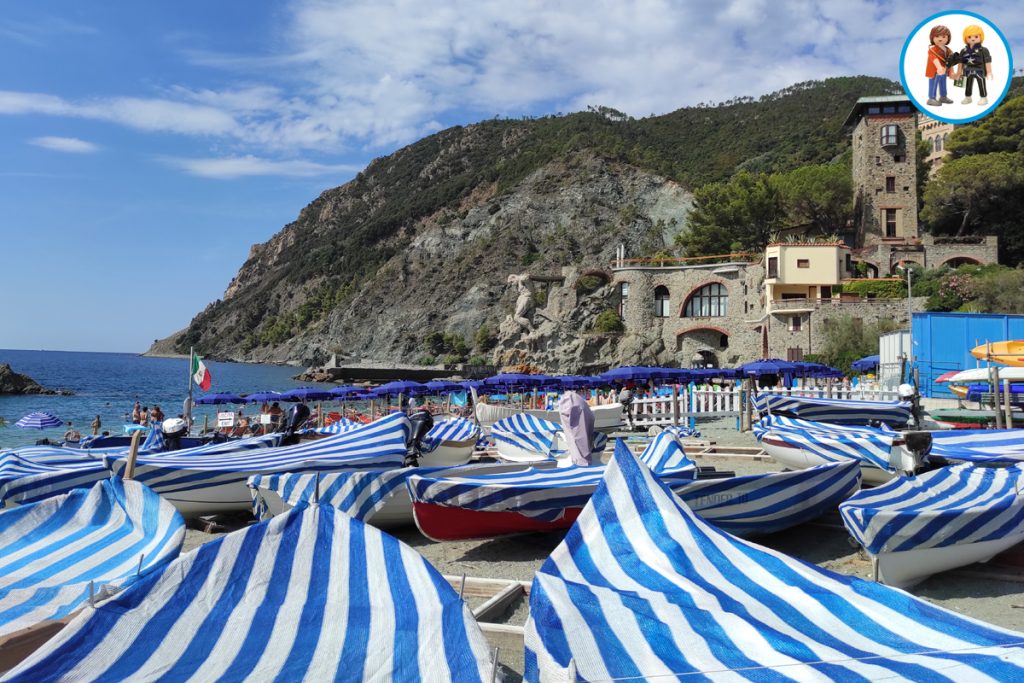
2, 502, 493, 682
524, 447, 1024, 681
103, 413, 412, 516
841, 463, 1024, 587
754, 392, 912, 427
490, 414, 608, 464
0, 478, 183, 641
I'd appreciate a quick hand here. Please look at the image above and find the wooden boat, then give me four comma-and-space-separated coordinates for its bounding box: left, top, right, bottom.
490, 414, 607, 465
2, 503, 493, 681
841, 464, 1024, 588
755, 415, 922, 484
971, 340, 1024, 366
103, 413, 411, 517
410, 437, 859, 541
0, 479, 183, 670
248, 460, 552, 528
524, 443, 1024, 681
475, 401, 623, 431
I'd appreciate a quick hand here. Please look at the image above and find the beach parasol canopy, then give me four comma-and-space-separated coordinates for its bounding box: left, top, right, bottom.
194, 392, 245, 405
328, 385, 363, 398
851, 355, 880, 372
482, 373, 548, 388
738, 359, 800, 377
279, 387, 336, 402
423, 380, 463, 394
794, 361, 844, 379
599, 366, 674, 382
16, 411, 63, 429
372, 380, 428, 397
243, 391, 284, 404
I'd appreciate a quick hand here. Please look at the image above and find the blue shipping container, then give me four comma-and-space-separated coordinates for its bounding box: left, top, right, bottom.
912, 312, 1024, 398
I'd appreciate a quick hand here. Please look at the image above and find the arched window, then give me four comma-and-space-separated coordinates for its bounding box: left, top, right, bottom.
683, 283, 728, 317
943, 132, 949, 148
653, 285, 670, 317
935, 135, 943, 152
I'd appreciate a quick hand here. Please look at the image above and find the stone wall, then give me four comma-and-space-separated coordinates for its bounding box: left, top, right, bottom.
863, 234, 998, 274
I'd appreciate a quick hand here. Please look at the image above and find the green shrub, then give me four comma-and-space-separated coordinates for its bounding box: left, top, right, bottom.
416, 355, 436, 366
575, 274, 605, 293
474, 325, 496, 351
837, 279, 905, 299
467, 355, 488, 366
593, 310, 625, 334
442, 353, 463, 366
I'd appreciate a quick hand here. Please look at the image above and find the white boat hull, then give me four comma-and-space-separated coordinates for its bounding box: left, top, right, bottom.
420, 437, 475, 467
476, 402, 623, 431
760, 435, 917, 485
493, 432, 574, 467
872, 530, 1024, 588
158, 482, 254, 517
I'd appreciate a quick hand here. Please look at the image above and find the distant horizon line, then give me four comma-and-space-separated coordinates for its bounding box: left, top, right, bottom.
0, 347, 142, 355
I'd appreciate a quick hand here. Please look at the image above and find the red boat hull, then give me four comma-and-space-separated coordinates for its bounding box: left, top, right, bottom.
412, 502, 582, 541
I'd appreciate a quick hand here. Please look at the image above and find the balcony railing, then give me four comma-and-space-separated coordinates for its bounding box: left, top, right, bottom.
770, 296, 904, 310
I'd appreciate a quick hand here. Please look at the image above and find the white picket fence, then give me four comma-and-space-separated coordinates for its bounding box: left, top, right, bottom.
630, 386, 902, 428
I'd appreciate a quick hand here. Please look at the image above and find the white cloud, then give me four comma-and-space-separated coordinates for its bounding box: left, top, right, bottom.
163, 155, 359, 179
28, 136, 100, 153
3, 1, 1022, 165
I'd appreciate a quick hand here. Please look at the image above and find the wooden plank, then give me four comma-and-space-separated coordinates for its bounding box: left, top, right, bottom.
0, 615, 76, 674
442, 575, 531, 599
478, 623, 525, 655
472, 584, 524, 622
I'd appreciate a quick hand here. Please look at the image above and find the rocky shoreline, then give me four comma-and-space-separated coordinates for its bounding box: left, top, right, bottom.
0, 363, 72, 395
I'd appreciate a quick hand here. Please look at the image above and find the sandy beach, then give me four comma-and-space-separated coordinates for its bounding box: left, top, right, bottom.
182, 420, 1024, 679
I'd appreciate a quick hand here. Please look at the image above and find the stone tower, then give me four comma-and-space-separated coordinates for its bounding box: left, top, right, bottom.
844, 96, 919, 247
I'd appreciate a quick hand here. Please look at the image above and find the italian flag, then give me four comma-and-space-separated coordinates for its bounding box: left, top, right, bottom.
191, 353, 212, 391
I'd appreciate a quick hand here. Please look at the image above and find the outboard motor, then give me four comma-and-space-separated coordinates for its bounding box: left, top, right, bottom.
899, 382, 925, 430
161, 417, 189, 451
405, 409, 434, 468
281, 403, 311, 444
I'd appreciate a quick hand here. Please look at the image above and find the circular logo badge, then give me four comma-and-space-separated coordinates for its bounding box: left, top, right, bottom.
899, 10, 1013, 124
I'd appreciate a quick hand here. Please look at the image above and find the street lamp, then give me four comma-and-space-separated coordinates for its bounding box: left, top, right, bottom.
896, 262, 913, 326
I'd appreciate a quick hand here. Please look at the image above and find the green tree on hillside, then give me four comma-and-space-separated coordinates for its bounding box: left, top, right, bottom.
921, 153, 1024, 235
772, 162, 852, 237
676, 171, 786, 255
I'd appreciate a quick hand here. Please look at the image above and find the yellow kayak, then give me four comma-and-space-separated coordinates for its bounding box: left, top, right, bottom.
970, 341, 1024, 367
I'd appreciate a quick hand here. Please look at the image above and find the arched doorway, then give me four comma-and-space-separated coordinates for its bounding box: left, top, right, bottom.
941, 256, 982, 269
676, 326, 728, 368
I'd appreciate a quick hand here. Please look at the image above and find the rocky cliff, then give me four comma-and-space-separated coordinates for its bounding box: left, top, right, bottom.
149, 76, 899, 371
0, 363, 69, 395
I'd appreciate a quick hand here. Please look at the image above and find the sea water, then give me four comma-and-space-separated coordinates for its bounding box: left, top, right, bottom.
0, 349, 312, 449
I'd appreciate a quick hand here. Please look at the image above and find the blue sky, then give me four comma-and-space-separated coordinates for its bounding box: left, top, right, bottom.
2, 0, 1021, 353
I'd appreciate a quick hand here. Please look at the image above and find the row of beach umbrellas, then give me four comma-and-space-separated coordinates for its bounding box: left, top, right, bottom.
192, 360, 844, 405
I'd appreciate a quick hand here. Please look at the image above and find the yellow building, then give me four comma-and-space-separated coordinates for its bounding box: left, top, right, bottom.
764, 242, 851, 313
918, 113, 955, 175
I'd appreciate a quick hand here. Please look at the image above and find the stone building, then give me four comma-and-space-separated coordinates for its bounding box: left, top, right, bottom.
605, 94, 997, 367
918, 112, 955, 175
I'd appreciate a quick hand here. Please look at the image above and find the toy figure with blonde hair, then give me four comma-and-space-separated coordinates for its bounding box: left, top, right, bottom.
925, 25, 953, 105
949, 24, 993, 105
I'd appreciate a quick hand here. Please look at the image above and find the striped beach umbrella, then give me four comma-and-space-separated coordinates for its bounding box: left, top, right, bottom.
15, 411, 63, 430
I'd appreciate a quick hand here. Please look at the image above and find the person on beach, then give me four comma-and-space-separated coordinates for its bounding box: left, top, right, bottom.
90, 415, 102, 435
150, 405, 165, 424
63, 421, 81, 444
131, 401, 141, 424
925, 25, 953, 106
140, 406, 149, 425
618, 382, 635, 430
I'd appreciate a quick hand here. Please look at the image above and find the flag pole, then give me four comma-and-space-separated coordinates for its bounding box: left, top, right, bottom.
186, 347, 195, 433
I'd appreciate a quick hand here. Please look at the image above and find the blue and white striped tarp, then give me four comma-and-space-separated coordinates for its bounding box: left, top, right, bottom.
635, 429, 694, 473
491, 414, 607, 460
0, 433, 284, 506
524, 445, 1024, 681
103, 413, 411, 499
754, 415, 901, 471
676, 460, 861, 536
0, 478, 184, 638
928, 429, 1024, 464
841, 463, 1024, 555
3, 502, 492, 682
421, 417, 480, 453
314, 417, 361, 434
247, 467, 440, 522
139, 425, 165, 452
663, 425, 701, 439
754, 392, 912, 426
409, 436, 697, 523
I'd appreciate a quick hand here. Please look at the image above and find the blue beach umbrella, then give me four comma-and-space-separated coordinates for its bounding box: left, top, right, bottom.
243, 391, 285, 404
851, 355, 880, 372
279, 387, 336, 402
600, 366, 674, 383
16, 411, 63, 429
194, 392, 245, 405
328, 385, 364, 399
373, 380, 428, 397
482, 373, 547, 388
738, 359, 799, 377
423, 380, 462, 395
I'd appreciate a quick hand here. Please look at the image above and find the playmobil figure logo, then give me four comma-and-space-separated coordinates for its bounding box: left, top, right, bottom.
900, 11, 1013, 124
